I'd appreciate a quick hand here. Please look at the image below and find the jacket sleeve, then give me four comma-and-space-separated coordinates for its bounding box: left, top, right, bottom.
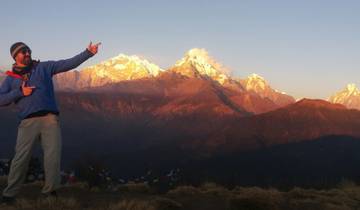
0, 77, 23, 107
48, 49, 94, 76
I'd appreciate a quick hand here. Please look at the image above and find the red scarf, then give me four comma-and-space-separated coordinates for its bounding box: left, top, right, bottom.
6, 60, 39, 81
5, 71, 22, 79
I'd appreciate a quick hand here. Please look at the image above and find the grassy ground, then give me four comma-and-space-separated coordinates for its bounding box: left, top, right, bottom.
1, 176, 360, 210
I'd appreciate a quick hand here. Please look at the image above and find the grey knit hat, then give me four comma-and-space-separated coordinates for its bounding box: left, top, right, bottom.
10, 42, 31, 59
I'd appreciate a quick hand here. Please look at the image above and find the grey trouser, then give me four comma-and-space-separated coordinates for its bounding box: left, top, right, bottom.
2, 113, 62, 197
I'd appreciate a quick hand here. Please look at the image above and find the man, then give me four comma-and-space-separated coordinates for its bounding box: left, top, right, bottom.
0, 41, 101, 204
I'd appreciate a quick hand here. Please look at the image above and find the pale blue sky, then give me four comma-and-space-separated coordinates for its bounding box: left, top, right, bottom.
0, 0, 359, 99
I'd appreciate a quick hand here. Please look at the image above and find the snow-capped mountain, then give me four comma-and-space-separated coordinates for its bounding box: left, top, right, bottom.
329, 83, 360, 110
170, 48, 230, 85
53, 49, 295, 113
238, 74, 295, 106
54, 54, 164, 90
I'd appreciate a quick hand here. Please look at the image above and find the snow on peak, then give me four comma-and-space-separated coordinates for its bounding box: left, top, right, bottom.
97, 54, 163, 77
245, 74, 285, 94
174, 48, 229, 84
346, 83, 359, 94
54, 53, 165, 90
335, 83, 360, 97
245, 73, 268, 91
328, 83, 360, 110
248, 73, 265, 80
238, 73, 295, 106
83, 53, 164, 81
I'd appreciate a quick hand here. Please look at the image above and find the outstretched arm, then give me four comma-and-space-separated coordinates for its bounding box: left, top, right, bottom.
49, 42, 101, 76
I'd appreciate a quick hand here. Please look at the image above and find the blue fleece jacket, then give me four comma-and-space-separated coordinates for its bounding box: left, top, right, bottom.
0, 49, 94, 120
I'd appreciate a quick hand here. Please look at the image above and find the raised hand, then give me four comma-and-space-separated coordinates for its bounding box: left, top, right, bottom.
21, 81, 36, 96
87, 41, 101, 55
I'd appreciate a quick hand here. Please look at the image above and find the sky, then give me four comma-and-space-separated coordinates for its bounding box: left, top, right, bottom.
0, 0, 359, 99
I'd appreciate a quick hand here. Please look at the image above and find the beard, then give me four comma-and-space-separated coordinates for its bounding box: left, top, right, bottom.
22, 56, 32, 66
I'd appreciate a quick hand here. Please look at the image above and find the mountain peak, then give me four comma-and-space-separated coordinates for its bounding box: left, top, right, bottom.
54, 53, 164, 90
236, 73, 295, 107
245, 74, 268, 91
328, 83, 360, 110
248, 73, 265, 81
244, 73, 288, 94
173, 48, 229, 84
186, 48, 209, 59
345, 83, 360, 95
93, 54, 164, 78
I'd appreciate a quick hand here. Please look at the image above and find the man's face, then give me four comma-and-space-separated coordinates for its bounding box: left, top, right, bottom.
15, 48, 32, 66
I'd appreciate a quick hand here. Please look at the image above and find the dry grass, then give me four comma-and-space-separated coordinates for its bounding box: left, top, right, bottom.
121, 183, 152, 194
107, 197, 182, 210
107, 199, 156, 210
2, 179, 360, 210
0, 197, 81, 210
228, 187, 284, 210
0, 197, 182, 210
200, 182, 230, 196
167, 185, 201, 196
